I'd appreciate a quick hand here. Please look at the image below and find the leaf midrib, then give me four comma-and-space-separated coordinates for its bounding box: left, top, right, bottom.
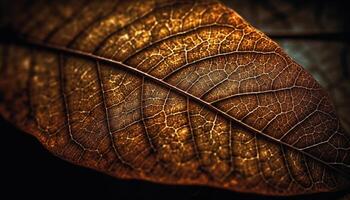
9, 37, 349, 179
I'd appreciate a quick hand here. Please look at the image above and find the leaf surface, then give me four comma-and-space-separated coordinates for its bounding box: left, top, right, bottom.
0, 0, 349, 196
224, 0, 350, 134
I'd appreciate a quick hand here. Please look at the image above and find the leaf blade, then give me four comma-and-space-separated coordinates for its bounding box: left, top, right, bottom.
1, 0, 349, 196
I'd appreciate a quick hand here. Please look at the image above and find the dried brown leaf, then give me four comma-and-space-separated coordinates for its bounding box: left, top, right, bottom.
0, 0, 349, 196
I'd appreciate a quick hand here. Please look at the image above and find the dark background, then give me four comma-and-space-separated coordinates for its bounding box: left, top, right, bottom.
1, 0, 350, 199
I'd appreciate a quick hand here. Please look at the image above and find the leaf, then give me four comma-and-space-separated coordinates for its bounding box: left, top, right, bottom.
224, 0, 350, 134
0, 0, 349, 196
277, 41, 350, 133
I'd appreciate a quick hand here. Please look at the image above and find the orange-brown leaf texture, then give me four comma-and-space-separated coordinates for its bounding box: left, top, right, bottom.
224, 0, 350, 136
0, 0, 349, 196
